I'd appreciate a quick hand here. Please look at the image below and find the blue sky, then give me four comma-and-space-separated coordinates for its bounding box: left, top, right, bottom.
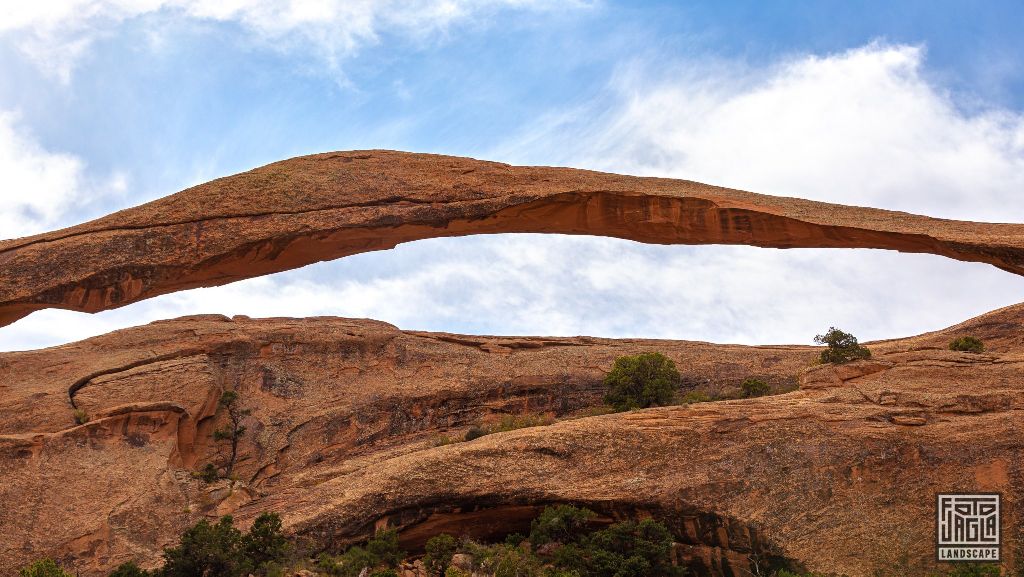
1, 1, 1023, 351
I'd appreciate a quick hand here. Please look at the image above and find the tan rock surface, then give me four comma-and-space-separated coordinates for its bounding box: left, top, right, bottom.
2, 150, 1024, 327
1, 303, 1021, 576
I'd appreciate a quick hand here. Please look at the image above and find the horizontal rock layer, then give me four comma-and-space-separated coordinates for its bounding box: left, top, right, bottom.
1, 303, 1022, 576
2, 150, 1024, 327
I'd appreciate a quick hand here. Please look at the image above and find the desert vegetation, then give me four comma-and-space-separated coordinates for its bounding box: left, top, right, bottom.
434, 413, 557, 446
213, 390, 251, 478
20, 513, 289, 577
407, 504, 685, 577
814, 327, 871, 364
18, 495, 1012, 577
740, 377, 771, 398
315, 528, 404, 576
193, 390, 252, 482
949, 336, 985, 353
603, 352, 681, 411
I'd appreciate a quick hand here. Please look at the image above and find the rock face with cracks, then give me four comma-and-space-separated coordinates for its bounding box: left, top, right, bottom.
2, 150, 1024, 328
0, 304, 1022, 576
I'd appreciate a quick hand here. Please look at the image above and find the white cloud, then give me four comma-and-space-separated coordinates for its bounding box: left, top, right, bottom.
0, 111, 86, 238
497, 43, 1024, 222
0, 0, 590, 83
0, 111, 127, 240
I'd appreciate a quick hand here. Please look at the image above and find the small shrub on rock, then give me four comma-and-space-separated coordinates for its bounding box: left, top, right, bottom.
529, 505, 595, 546
320, 527, 406, 577
424, 533, 458, 576
740, 378, 770, 398
603, 352, 681, 411
365, 528, 403, 568
949, 336, 985, 353
72, 409, 89, 425
813, 327, 871, 364
19, 559, 72, 577
464, 426, 487, 441
196, 463, 219, 483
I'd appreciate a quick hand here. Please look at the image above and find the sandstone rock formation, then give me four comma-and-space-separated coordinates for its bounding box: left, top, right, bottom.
2, 151, 1022, 576
2, 150, 1024, 328
1, 303, 1022, 576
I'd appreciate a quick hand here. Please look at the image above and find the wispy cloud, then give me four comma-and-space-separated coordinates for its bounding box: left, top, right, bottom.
0, 0, 591, 83
495, 43, 1024, 222
0, 111, 127, 239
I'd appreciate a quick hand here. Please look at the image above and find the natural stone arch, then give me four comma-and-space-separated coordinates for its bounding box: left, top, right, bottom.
1, 149, 1022, 328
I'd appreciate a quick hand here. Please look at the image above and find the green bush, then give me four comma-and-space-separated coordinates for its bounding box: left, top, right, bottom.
424, 533, 458, 576
464, 426, 487, 441
160, 513, 289, 577
814, 327, 871, 364
489, 545, 545, 577
603, 353, 681, 411
529, 505, 595, 545
319, 527, 406, 577
949, 336, 985, 353
19, 559, 72, 577
333, 546, 377, 577
242, 513, 290, 570
365, 528, 403, 567
108, 562, 149, 577
161, 516, 247, 577
554, 518, 684, 577
740, 378, 771, 398
196, 463, 219, 483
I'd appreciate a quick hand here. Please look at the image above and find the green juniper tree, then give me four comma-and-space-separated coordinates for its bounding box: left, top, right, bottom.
603, 352, 681, 411
242, 513, 291, 571
814, 327, 871, 364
